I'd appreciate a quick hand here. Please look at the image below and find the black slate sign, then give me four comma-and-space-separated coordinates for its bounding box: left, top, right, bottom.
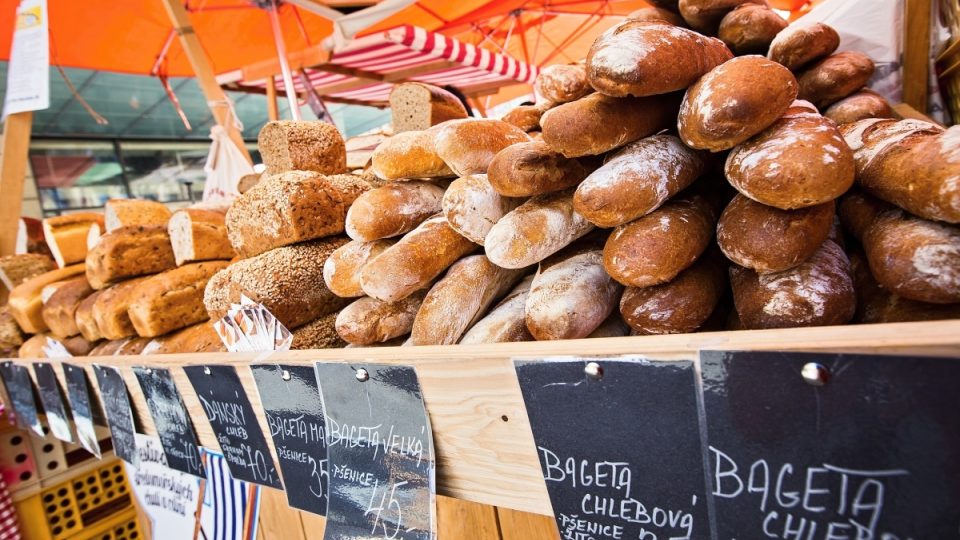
63, 363, 102, 458
133, 367, 205, 478
516, 358, 711, 540
252, 363, 328, 516
701, 350, 960, 540
184, 365, 282, 489
93, 365, 139, 465
0, 362, 44, 437
33, 362, 73, 443
316, 362, 435, 540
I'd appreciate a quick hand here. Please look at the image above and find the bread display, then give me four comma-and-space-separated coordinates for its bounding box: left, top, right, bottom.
432, 119, 530, 176
840, 118, 960, 224
168, 209, 235, 266
336, 291, 425, 346
442, 175, 521, 245
43, 213, 104, 268
40, 275, 94, 338
8, 264, 86, 334
92, 276, 153, 340
620, 254, 726, 334
389, 83, 469, 133
371, 130, 454, 180
501, 103, 550, 132
226, 171, 369, 258
586, 20, 731, 97
360, 215, 478, 302
679, 55, 799, 151
410, 255, 525, 345
0, 253, 55, 291
104, 199, 172, 232
85, 225, 177, 289
574, 134, 707, 227
459, 276, 535, 344
730, 240, 855, 329
541, 92, 679, 157
534, 63, 592, 104
717, 4, 786, 55
823, 90, 894, 125
346, 181, 446, 242
767, 22, 840, 71
323, 239, 395, 298
797, 51, 875, 108
603, 193, 716, 287
258, 120, 346, 176
725, 104, 855, 209
128, 261, 230, 338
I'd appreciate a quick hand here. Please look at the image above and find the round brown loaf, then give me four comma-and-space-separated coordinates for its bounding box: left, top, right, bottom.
345, 181, 446, 242
619, 254, 726, 334
797, 51, 875, 109
627, 7, 685, 25
678, 0, 766, 34
487, 141, 592, 197
431, 119, 530, 176
541, 92, 680, 157
717, 4, 787, 55
603, 193, 716, 287
574, 134, 708, 228
725, 104, 855, 209
335, 291, 425, 345
323, 239, 395, 298
485, 188, 595, 269
717, 194, 834, 273
730, 239, 855, 329
767, 22, 840, 72
501, 103, 551, 132
370, 130, 453, 180
534, 63, 593, 104
823, 90, 894, 125
459, 275, 535, 344
849, 248, 960, 323
586, 20, 732, 98
442, 174, 521, 245
837, 190, 889, 240
679, 55, 798, 152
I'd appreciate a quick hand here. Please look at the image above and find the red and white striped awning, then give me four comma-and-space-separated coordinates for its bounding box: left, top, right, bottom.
227, 25, 539, 105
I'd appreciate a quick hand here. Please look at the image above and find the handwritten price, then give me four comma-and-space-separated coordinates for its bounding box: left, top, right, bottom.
365, 479, 408, 539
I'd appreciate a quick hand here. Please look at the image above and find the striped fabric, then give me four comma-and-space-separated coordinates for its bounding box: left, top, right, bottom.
0, 477, 20, 540
198, 450, 261, 540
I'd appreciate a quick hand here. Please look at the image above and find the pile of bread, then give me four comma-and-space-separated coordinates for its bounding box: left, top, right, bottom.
2, 5, 958, 359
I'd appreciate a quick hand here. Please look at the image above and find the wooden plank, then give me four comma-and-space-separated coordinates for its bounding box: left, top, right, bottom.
266, 78, 279, 122
436, 495, 501, 539
903, 0, 932, 112
17, 320, 960, 515
298, 510, 326, 539
0, 112, 33, 257
159, 0, 252, 163
497, 507, 560, 540
893, 101, 942, 124
257, 487, 308, 540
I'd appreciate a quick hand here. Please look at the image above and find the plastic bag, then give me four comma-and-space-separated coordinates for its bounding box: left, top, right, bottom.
201, 125, 255, 204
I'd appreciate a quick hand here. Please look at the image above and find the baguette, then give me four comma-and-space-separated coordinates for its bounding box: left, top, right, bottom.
501, 103, 551, 132
717, 4, 786, 55
226, 171, 369, 258
323, 239, 395, 298
534, 63, 593, 104
345, 181, 446, 242
371, 130, 454, 180
168, 209, 235, 266
573, 134, 707, 228
459, 275, 535, 344
442, 174, 521, 245
75, 289, 105, 342
258, 120, 346, 176
41, 276, 94, 338
767, 22, 840, 72
204, 238, 351, 329
432, 119, 530, 176
410, 255, 526, 345
104, 199, 172, 232
8, 264, 86, 334
85, 225, 177, 289
92, 276, 153, 340
336, 292, 425, 345
389, 83, 469, 133
586, 20, 732, 97
485, 188, 595, 269
797, 51, 875, 109
0, 254, 55, 291
141, 322, 226, 355
128, 261, 230, 338
43, 213, 104, 268
360, 215, 479, 302
487, 141, 592, 197
292, 312, 346, 350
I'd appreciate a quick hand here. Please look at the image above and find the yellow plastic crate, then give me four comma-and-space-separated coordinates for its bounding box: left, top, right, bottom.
72, 508, 142, 540
34, 459, 132, 540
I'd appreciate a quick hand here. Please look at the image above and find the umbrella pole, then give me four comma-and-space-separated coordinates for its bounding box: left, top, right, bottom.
268, 0, 302, 121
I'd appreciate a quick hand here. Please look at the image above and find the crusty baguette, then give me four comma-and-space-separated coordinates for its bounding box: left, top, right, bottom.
432, 119, 530, 177
104, 199, 172, 232
501, 103, 551, 132
43, 213, 104, 268
8, 264, 86, 333
92, 276, 153, 340
128, 261, 230, 338
534, 63, 592, 105
345, 181, 446, 242
371, 130, 454, 180
487, 141, 592, 197
226, 171, 369, 258
410, 255, 526, 345
460, 275, 535, 344
168, 209, 235, 266
442, 174, 521, 245
85, 225, 176, 289
336, 292, 425, 346
323, 239, 395, 298
258, 120, 346, 176
41, 275, 94, 338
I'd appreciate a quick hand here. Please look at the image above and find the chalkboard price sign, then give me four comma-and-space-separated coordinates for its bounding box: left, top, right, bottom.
315, 362, 435, 540
92, 365, 139, 465
184, 364, 282, 489
0, 362, 45, 437
701, 350, 960, 540
251, 363, 328, 516
63, 363, 102, 458
516, 358, 711, 540
133, 367, 205, 478
33, 362, 73, 443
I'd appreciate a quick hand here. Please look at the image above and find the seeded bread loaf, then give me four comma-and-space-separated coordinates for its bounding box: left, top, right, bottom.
292, 312, 346, 350
127, 261, 230, 338
0, 254, 55, 291
85, 225, 177, 289
336, 292, 425, 346
717, 4, 786, 55
226, 171, 369, 258
92, 276, 153, 340
459, 275, 535, 344
371, 130, 454, 180
767, 22, 840, 72
8, 264, 86, 334
534, 63, 593, 104
43, 213, 105, 268
432, 119, 530, 176
823, 90, 894, 125
389, 83, 469, 133
620, 254, 726, 334
104, 199, 172, 232
258, 120, 346, 176
345, 181, 446, 242
797, 51, 875, 109
323, 239, 395, 298
168, 209, 235, 266
41, 275, 94, 338
0, 307, 24, 358
74, 289, 105, 342
442, 174, 521, 245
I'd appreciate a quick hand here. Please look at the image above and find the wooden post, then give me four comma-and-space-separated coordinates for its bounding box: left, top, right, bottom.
266, 77, 280, 121
160, 0, 253, 163
902, 0, 931, 113
0, 111, 33, 257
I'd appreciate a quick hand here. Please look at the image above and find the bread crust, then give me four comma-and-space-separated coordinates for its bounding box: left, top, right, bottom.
620, 254, 726, 334
336, 292, 425, 345
345, 181, 446, 242
767, 22, 840, 71
487, 141, 592, 197
460, 275, 535, 344
797, 51, 875, 109
442, 174, 521, 245
678, 0, 766, 34
432, 119, 530, 176
323, 239, 395, 298
823, 90, 894, 124
127, 260, 230, 338
8, 264, 86, 334
41, 276, 94, 338
534, 64, 593, 104
627, 7, 685, 25
141, 322, 226, 355
75, 289, 105, 342
850, 248, 960, 323
85, 225, 176, 289
371, 130, 454, 180
105, 199, 172, 232
92, 276, 153, 340
168, 209, 235, 266
501, 103, 551, 132
717, 4, 786, 55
